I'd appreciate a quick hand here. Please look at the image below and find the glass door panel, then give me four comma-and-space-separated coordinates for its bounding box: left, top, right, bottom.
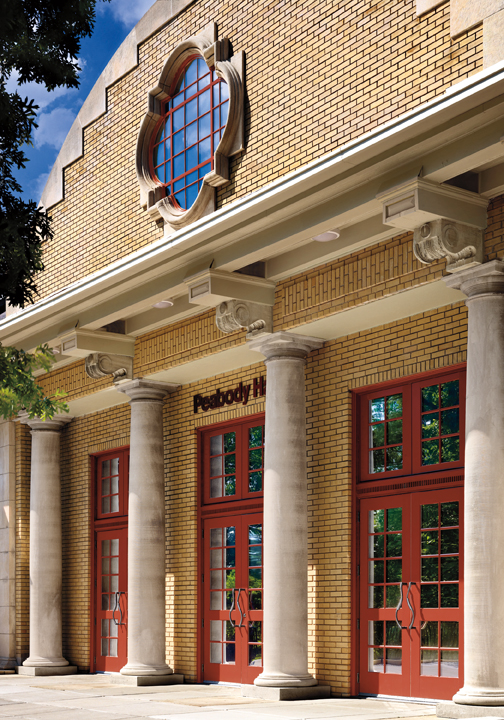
203, 513, 263, 684
359, 488, 463, 700
95, 526, 128, 672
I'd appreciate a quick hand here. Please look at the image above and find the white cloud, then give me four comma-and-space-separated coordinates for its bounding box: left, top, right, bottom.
102, 0, 156, 27
5, 59, 85, 111
33, 108, 76, 150
32, 171, 50, 201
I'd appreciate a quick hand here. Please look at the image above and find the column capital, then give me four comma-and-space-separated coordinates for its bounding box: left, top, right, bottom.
443, 258, 504, 298
248, 331, 324, 360
18, 414, 73, 432
116, 377, 180, 403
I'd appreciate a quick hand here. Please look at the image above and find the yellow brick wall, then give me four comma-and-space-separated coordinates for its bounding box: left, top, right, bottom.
16, 299, 468, 688
35, 0, 482, 301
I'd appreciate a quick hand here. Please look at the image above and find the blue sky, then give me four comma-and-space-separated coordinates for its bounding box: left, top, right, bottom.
9, 0, 156, 203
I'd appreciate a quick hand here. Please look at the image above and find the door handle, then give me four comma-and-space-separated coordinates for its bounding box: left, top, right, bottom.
112, 591, 126, 626
406, 581, 416, 630
395, 582, 406, 630
228, 588, 246, 629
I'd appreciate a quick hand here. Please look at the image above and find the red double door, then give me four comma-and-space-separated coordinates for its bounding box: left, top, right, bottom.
202, 512, 263, 684
359, 487, 463, 700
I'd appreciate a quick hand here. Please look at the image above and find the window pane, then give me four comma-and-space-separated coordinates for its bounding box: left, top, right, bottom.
370, 398, 385, 422
369, 647, 384, 672
249, 471, 262, 492
369, 620, 383, 646
210, 528, 222, 547
441, 621, 459, 648
225, 548, 235, 567
422, 439, 439, 465
385, 648, 401, 674
210, 456, 222, 477
422, 412, 439, 439
371, 423, 384, 448
422, 385, 439, 411
441, 584, 458, 607
387, 420, 402, 444
441, 650, 458, 677
386, 559, 402, 582
421, 584, 438, 608
198, 137, 211, 163
442, 436, 459, 463
370, 509, 384, 533
422, 557, 438, 582
441, 528, 459, 554
441, 556, 458, 581
249, 426, 262, 447
369, 560, 384, 583
224, 476, 236, 496
386, 534, 402, 557
386, 446, 402, 470
249, 645, 262, 667
370, 449, 385, 473
385, 583, 400, 608
441, 502, 459, 526
249, 546, 262, 566
421, 530, 438, 555
370, 534, 384, 558
421, 649, 438, 676
370, 586, 384, 608
421, 621, 438, 647
199, 89, 211, 114
441, 380, 459, 408
224, 454, 235, 474
226, 526, 236, 546
422, 504, 438, 528
386, 620, 401, 646
386, 394, 402, 419
186, 144, 198, 171
221, 81, 230, 101
173, 153, 185, 179
199, 112, 211, 139
249, 448, 262, 470
441, 408, 459, 435
387, 507, 402, 531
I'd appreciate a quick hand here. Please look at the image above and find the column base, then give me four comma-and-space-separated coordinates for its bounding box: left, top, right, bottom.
17, 666, 77, 676
120, 662, 174, 676
111, 673, 184, 686
453, 688, 504, 706
254, 671, 318, 688
438, 701, 504, 718
242, 683, 331, 701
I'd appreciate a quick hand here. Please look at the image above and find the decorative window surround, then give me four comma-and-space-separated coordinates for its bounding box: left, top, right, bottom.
136, 23, 245, 232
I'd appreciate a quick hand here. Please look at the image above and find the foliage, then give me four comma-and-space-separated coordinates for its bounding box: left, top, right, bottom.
0, 343, 68, 419
0, 0, 109, 417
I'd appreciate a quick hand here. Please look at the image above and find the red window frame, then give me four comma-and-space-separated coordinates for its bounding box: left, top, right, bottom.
95, 449, 129, 520
358, 368, 465, 483
150, 54, 229, 210
201, 415, 265, 506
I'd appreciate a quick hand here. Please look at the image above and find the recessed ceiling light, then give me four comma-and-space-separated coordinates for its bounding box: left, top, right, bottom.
152, 299, 174, 309
313, 229, 340, 242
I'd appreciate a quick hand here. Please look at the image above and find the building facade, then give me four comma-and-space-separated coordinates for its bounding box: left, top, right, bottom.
2, 0, 504, 709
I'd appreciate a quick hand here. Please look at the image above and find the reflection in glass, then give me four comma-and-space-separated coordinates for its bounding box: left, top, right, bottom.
225, 548, 235, 567
442, 436, 459, 463
387, 507, 402, 531
441, 380, 459, 408
441, 556, 458, 581
210, 643, 221, 663
386, 394, 402, 418
210, 456, 222, 477
370, 509, 384, 533
387, 420, 403, 444
386, 620, 401, 646
370, 534, 384, 558
210, 528, 222, 547
369, 560, 384, 584
249, 590, 262, 609
249, 568, 262, 587
249, 524, 262, 544
441, 650, 458, 677
249, 645, 262, 666
224, 476, 236, 496
369, 585, 384, 609
422, 439, 439, 466
421, 530, 438, 555
370, 398, 385, 422
422, 412, 439, 438
224, 454, 235, 474
210, 620, 221, 641
370, 449, 385, 473
422, 503, 438, 528
441, 584, 458, 608
249, 471, 262, 492
386, 560, 402, 583
422, 557, 438, 582
249, 426, 262, 447
421, 584, 438, 608
441, 528, 459, 554
441, 408, 459, 435
249, 546, 262, 566
386, 534, 402, 557
441, 621, 459, 648
369, 647, 384, 672
224, 432, 236, 452
369, 620, 383, 646
226, 527, 236, 546
441, 502, 459, 526
249, 448, 262, 470
421, 649, 438, 676
225, 643, 235, 664
422, 384, 438, 411
386, 584, 400, 608
386, 648, 402, 674
371, 423, 385, 447
386, 446, 403, 470
421, 621, 438, 647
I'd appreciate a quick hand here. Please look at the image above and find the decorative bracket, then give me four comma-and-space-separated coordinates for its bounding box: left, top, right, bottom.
85, 353, 133, 381
216, 300, 272, 338
413, 219, 484, 273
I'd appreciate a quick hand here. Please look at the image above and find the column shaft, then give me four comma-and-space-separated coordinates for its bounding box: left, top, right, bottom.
446, 261, 504, 705
22, 417, 71, 667
249, 331, 323, 688
118, 379, 178, 676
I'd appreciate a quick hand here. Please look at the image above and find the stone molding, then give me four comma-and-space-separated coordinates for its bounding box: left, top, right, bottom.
19, 414, 73, 432
443, 258, 504, 296
136, 22, 245, 232
248, 330, 324, 361
85, 353, 134, 381
216, 300, 273, 337
413, 219, 484, 273
40, 0, 196, 209
116, 378, 180, 402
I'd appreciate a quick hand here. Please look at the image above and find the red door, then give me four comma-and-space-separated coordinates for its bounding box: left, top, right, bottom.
203, 513, 263, 684
95, 527, 128, 671
359, 487, 463, 700
92, 449, 129, 672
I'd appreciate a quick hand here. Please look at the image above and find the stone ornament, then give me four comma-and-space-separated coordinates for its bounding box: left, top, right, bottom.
85, 353, 133, 380
216, 300, 273, 338
136, 22, 244, 232
413, 219, 484, 273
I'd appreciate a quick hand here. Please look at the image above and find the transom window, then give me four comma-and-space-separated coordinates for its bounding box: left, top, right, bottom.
152, 56, 229, 210
95, 449, 129, 519
202, 417, 265, 505
358, 369, 465, 481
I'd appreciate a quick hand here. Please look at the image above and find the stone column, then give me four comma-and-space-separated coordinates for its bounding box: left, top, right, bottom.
20, 414, 75, 673
0, 420, 17, 669
117, 378, 181, 679
444, 260, 504, 706
248, 331, 324, 691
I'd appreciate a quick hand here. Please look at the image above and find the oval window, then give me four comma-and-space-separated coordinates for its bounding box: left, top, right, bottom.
152, 57, 230, 210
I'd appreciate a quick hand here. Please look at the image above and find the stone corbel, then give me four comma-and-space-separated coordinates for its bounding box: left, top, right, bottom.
413, 219, 484, 273
85, 353, 133, 381
216, 300, 272, 338
377, 177, 488, 274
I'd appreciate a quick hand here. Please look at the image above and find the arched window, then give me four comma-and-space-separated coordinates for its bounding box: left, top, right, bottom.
151, 57, 229, 210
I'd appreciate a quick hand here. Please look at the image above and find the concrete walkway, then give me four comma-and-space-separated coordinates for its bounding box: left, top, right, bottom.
0, 674, 437, 720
